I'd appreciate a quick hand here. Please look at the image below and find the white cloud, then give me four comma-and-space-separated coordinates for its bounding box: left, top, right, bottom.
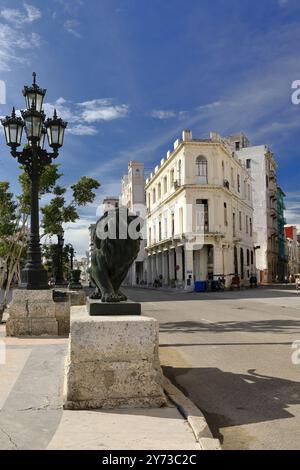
79, 99, 129, 122
0, 3, 41, 26
82, 105, 129, 122
54, 0, 83, 15
43, 97, 76, 122
284, 192, 300, 225
24, 3, 41, 22
151, 110, 176, 119
43, 97, 129, 136
0, 23, 41, 72
64, 19, 81, 38
78, 99, 112, 108
150, 103, 221, 120
63, 218, 91, 258
67, 124, 98, 136
0, 3, 41, 72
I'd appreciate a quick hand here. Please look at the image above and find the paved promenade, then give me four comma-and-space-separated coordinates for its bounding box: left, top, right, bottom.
0, 324, 200, 450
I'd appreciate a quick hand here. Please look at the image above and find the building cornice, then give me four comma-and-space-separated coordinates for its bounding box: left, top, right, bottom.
145, 139, 247, 189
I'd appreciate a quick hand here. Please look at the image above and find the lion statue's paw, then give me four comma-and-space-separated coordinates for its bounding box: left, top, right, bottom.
90, 289, 102, 300
101, 292, 118, 303
117, 291, 127, 301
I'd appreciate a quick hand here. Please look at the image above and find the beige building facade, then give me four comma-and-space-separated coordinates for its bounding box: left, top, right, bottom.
145, 131, 255, 289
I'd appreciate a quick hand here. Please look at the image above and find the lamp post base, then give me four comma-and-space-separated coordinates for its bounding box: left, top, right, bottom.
6, 289, 70, 337
19, 267, 49, 290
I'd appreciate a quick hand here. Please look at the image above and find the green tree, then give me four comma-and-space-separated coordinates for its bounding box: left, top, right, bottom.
42, 243, 74, 281
0, 182, 26, 306
18, 164, 62, 215
41, 176, 100, 282
0, 163, 62, 308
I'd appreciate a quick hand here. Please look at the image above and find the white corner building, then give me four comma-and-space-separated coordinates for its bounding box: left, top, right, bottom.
145, 130, 255, 289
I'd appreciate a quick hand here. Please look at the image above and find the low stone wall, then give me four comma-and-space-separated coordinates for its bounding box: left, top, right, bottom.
6, 289, 70, 337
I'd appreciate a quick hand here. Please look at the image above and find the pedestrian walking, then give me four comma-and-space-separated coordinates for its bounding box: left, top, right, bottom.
296, 275, 300, 294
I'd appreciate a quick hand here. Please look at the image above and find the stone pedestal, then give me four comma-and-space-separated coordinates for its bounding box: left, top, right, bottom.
6, 289, 70, 337
64, 306, 166, 409
87, 298, 141, 316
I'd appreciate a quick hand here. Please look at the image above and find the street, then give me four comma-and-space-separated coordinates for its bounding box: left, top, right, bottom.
123, 285, 300, 450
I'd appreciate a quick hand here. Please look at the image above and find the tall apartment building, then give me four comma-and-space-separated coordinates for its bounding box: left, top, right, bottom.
145, 130, 255, 289
229, 133, 279, 283
120, 161, 146, 285
285, 225, 299, 276
277, 187, 287, 281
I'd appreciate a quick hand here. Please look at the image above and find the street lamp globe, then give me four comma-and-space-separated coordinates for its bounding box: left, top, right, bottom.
1, 107, 24, 148
38, 127, 47, 149
45, 109, 67, 149
22, 72, 46, 113
21, 107, 45, 142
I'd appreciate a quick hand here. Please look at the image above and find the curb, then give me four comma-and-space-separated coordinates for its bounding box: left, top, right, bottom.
163, 377, 222, 450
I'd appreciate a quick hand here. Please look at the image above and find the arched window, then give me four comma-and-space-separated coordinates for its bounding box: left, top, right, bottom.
196, 156, 208, 183
152, 188, 156, 204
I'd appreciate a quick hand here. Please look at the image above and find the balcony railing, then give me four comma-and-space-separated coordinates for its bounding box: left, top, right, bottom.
173, 180, 181, 190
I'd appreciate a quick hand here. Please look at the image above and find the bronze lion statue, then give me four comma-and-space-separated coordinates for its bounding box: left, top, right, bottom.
90, 208, 142, 302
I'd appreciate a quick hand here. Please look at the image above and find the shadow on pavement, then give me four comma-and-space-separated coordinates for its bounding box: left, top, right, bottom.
159, 319, 300, 334
122, 286, 300, 302
163, 366, 300, 445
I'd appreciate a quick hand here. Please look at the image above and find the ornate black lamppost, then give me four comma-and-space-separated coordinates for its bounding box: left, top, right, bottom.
1, 73, 67, 290
69, 245, 75, 271
55, 232, 65, 286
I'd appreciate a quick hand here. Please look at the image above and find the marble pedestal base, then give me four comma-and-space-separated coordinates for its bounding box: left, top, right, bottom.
6, 289, 70, 336
63, 305, 166, 409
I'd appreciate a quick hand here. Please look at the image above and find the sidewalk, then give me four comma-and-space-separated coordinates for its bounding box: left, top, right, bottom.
0, 324, 201, 450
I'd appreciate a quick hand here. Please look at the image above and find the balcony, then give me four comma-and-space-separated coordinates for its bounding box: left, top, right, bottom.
172, 233, 183, 241
268, 227, 278, 237
270, 207, 277, 218
223, 179, 230, 190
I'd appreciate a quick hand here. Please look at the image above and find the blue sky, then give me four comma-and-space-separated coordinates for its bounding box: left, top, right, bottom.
0, 0, 299, 256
